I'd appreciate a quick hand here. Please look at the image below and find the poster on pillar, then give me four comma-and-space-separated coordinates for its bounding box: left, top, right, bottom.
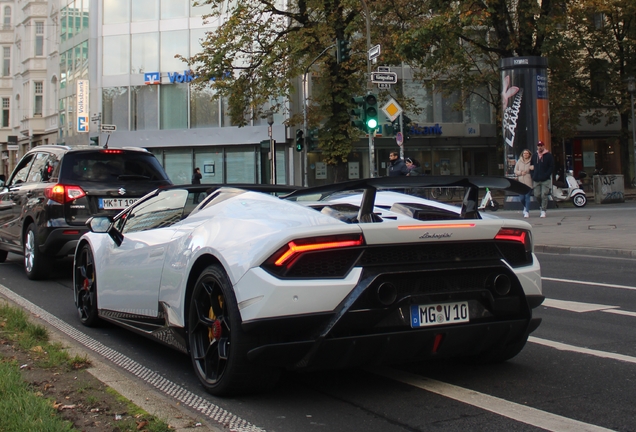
499, 57, 551, 178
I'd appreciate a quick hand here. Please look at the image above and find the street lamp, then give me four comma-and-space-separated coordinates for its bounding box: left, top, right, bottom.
628, 76, 636, 187
266, 110, 276, 184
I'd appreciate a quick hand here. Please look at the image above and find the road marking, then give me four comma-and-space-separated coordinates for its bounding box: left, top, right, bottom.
0, 284, 265, 432
373, 368, 613, 432
530, 337, 636, 365
543, 277, 636, 291
542, 298, 618, 313
602, 309, 636, 318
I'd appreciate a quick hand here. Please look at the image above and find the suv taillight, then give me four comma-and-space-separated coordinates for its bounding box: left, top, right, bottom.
45, 184, 86, 204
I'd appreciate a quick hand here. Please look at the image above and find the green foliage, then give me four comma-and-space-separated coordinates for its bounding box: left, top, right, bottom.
184, 0, 369, 168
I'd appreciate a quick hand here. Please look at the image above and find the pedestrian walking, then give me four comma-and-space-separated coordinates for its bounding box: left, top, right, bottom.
388, 151, 408, 176
192, 167, 202, 203
514, 149, 533, 218
406, 158, 423, 176
529, 141, 554, 218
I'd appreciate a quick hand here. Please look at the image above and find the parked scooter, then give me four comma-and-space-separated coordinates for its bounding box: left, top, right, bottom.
552, 170, 587, 207
478, 187, 500, 211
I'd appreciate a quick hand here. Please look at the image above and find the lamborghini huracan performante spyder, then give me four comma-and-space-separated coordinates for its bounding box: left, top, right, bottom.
73, 176, 544, 396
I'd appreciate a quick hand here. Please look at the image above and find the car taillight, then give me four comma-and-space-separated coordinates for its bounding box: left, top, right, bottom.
45, 184, 86, 204
495, 228, 531, 252
262, 233, 365, 278
273, 234, 364, 267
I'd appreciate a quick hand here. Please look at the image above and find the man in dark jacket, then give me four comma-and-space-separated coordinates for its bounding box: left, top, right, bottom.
388, 151, 408, 176
530, 141, 554, 218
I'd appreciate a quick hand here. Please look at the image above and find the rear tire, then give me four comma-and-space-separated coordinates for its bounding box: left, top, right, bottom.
24, 223, 52, 280
74, 244, 101, 327
0, 250, 7, 263
489, 200, 500, 211
188, 264, 280, 396
572, 193, 587, 207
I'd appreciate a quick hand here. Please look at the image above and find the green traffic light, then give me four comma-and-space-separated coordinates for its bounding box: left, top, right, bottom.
366, 118, 378, 128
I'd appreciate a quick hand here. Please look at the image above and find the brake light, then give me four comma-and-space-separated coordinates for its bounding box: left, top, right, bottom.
495, 227, 531, 251
45, 184, 86, 204
272, 234, 364, 267
100, 149, 123, 154
398, 223, 475, 230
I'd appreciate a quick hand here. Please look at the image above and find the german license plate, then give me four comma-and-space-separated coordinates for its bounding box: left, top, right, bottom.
410, 301, 469, 328
98, 197, 138, 210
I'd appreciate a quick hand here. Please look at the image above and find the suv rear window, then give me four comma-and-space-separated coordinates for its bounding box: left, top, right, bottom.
60, 150, 170, 183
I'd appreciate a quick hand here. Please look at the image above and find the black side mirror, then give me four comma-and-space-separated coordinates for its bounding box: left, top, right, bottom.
86, 216, 124, 247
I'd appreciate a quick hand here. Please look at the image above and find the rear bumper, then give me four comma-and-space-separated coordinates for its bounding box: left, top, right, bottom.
40, 227, 88, 256
247, 317, 541, 370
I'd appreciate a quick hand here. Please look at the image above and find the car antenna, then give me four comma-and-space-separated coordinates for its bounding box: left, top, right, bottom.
103, 134, 110, 149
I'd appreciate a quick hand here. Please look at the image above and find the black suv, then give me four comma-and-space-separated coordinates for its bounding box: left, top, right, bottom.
0, 145, 172, 279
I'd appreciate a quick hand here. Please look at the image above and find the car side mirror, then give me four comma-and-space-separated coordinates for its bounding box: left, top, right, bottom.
86, 216, 124, 247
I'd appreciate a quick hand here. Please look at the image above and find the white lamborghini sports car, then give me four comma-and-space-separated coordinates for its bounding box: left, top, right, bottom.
73, 176, 543, 396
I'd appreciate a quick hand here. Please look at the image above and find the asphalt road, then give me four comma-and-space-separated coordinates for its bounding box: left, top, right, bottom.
2, 250, 636, 431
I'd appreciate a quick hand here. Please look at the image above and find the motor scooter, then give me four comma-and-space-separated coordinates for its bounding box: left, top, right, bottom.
552, 170, 587, 207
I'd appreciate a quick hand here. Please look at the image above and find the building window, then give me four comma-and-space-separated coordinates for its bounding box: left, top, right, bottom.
3, 6, 11, 29
190, 87, 220, 128
2, 98, 9, 127
35, 21, 44, 56
103, 0, 130, 24
160, 84, 187, 129
2, 46, 9, 76
441, 83, 463, 123
131, 32, 159, 74
160, 30, 188, 72
103, 35, 130, 76
103, 87, 130, 131
34, 81, 43, 116
131, 85, 159, 131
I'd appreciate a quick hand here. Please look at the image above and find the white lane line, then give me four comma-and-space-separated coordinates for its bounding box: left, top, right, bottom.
542, 298, 618, 313
372, 368, 613, 432
542, 277, 636, 291
603, 309, 636, 318
530, 337, 636, 365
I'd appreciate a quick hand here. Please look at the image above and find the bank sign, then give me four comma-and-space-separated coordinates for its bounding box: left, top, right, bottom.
76, 79, 89, 133
144, 71, 231, 85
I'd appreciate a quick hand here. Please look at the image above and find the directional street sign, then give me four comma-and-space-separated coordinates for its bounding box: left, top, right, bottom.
371, 71, 398, 84
368, 44, 381, 61
100, 124, 117, 133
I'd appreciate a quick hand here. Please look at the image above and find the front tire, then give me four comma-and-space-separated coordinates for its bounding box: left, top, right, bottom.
74, 244, 100, 327
572, 193, 587, 207
188, 264, 280, 396
24, 223, 52, 280
0, 249, 7, 263
489, 200, 500, 211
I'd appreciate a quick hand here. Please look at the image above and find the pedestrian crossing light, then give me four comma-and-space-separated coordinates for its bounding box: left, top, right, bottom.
365, 93, 378, 130
295, 129, 304, 152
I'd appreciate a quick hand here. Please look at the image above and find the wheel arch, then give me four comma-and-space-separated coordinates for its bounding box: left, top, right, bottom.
21, 216, 35, 242
184, 254, 225, 335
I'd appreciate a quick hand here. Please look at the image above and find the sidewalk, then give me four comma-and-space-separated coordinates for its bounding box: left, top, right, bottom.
499, 188, 636, 259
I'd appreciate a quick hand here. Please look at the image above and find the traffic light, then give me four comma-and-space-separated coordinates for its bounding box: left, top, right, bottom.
364, 93, 378, 130
351, 96, 367, 131
89, 136, 99, 146
307, 128, 319, 151
295, 129, 304, 152
336, 39, 351, 63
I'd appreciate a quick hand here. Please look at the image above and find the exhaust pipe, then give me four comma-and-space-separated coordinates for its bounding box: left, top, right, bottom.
376, 282, 397, 306
493, 274, 511, 296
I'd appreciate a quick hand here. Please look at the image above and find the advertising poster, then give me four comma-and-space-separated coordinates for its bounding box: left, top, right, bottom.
499, 57, 551, 177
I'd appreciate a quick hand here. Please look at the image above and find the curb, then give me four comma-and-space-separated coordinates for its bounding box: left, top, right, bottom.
535, 244, 636, 260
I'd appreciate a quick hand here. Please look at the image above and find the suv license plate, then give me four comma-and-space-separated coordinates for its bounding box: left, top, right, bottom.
410, 301, 469, 328
99, 198, 138, 210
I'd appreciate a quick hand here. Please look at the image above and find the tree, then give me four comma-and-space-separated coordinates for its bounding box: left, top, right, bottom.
566, 0, 636, 184
184, 0, 370, 172
374, 0, 591, 142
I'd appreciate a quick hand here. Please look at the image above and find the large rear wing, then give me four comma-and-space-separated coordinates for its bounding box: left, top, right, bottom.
283, 176, 530, 221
